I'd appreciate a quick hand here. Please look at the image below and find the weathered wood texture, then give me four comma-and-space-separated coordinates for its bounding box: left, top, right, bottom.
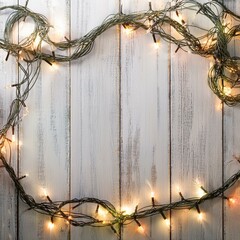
0, 1, 18, 239
0, 0, 240, 239
171, 0, 223, 239
223, 1, 240, 240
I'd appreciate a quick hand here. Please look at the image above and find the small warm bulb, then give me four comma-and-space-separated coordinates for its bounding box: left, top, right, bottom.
223, 87, 232, 96
122, 206, 132, 215
124, 27, 133, 35
229, 197, 236, 204
197, 188, 206, 198
41, 188, 48, 198
154, 42, 160, 49
12, 134, 15, 143
165, 219, 170, 226
176, 185, 181, 193
25, 173, 29, 177
151, 191, 155, 198
137, 226, 145, 234
198, 213, 203, 221
50, 63, 59, 71
48, 221, 54, 230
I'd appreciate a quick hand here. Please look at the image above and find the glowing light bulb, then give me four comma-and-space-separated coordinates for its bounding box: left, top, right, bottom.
137, 226, 145, 234
229, 197, 236, 204
48, 221, 54, 230
122, 206, 132, 215
50, 63, 59, 71
154, 41, 160, 49
197, 188, 206, 198
12, 134, 15, 143
124, 28, 133, 35
165, 218, 170, 226
223, 87, 232, 96
40, 188, 48, 198
151, 191, 155, 198
198, 213, 203, 221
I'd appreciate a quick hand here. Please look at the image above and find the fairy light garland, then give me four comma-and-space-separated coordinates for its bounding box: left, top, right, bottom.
1, 0, 240, 236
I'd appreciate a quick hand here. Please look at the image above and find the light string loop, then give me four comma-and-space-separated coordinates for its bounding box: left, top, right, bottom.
1, 0, 240, 233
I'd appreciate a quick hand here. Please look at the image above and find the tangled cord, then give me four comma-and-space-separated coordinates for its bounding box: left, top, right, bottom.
1, 0, 240, 235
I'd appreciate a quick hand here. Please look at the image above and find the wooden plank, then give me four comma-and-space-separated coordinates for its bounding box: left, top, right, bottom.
223, 1, 240, 239
18, 0, 70, 239
121, 1, 170, 239
171, 0, 223, 239
70, 0, 120, 239
0, 1, 18, 239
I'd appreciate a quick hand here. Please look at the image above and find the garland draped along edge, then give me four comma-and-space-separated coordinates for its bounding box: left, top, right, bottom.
1, 0, 240, 235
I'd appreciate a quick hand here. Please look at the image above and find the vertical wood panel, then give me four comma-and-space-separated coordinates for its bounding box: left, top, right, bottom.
171, 1, 223, 239
121, 1, 170, 239
70, 0, 119, 239
19, 0, 70, 239
0, 1, 18, 239
223, 1, 240, 240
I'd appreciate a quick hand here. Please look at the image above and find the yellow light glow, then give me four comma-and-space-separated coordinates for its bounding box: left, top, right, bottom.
229, 197, 236, 204
151, 191, 155, 198
40, 188, 48, 198
197, 188, 206, 198
223, 87, 232, 96
122, 206, 133, 215
176, 185, 181, 194
12, 134, 15, 143
48, 221, 54, 230
198, 213, 203, 221
137, 226, 145, 234
50, 63, 59, 71
154, 42, 160, 49
123, 27, 134, 35
97, 207, 108, 221
165, 218, 170, 227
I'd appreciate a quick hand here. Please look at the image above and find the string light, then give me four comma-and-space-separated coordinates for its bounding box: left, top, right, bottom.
198, 212, 204, 222
164, 219, 171, 227
228, 197, 236, 205
1, 0, 240, 234
48, 221, 54, 230
223, 87, 232, 96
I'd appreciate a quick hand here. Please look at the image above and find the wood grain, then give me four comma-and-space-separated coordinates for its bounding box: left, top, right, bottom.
1, 0, 240, 239
18, 0, 70, 239
0, 1, 18, 239
70, 0, 119, 239
121, 1, 170, 239
223, 1, 240, 240
171, 0, 223, 239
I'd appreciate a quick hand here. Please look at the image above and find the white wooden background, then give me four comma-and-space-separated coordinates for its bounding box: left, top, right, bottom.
1, 0, 240, 239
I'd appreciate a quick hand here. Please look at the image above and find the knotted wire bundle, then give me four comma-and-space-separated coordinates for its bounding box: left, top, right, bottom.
1, 0, 240, 234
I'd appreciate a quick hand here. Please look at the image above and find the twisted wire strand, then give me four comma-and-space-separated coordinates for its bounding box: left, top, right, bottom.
0, 0, 240, 233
